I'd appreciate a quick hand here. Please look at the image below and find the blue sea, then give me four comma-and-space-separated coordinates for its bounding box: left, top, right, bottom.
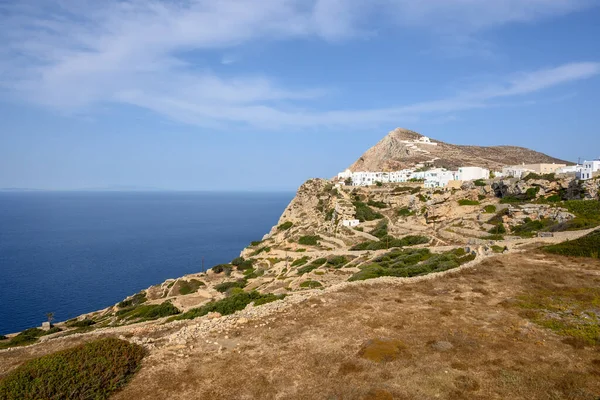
0, 191, 293, 335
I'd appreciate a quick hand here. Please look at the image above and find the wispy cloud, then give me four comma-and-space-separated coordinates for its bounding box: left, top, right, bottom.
0, 0, 597, 129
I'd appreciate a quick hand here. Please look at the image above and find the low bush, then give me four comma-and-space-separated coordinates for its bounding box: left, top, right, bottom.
524, 172, 556, 181
488, 223, 506, 235
66, 318, 96, 328
299, 280, 323, 289
367, 200, 387, 209
298, 235, 321, 246
397, 207, 414, 217
369, 221, 388, 239
231, 257, 244, 266
544, 229, 600, 258
235, 259, 254, 271
176, 279, 205, 295
511, 217, 553, 238
417, 194, 427, 202
491, 245, 505, 253
250, 246, 271, 256
483, 234, 505, 240
172, 291, 284, 321
478, 194, 486, 201
117, 291, 147, 308
458, 199, 480, 206
557, 200, 600, 231
250, 240, 263, 247
277, 221, 294, 231
326, 255, 350, 268
211, 264, 233, 274
474, 179, 486, 187
0, 338, 145, 400
353, 201, 383, 222
350, 235, 430, 251
291, 256, 309, 267
0, 335, 6, 341
348, 248, 474, 281
116, 301, 180, 322
483, 205, 497, 213
297, 258, 327, 274
0, 328, 45, 349
214, 280, 247, 293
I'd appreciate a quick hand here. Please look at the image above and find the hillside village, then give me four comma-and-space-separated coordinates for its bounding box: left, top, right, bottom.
2, 128, 600, 399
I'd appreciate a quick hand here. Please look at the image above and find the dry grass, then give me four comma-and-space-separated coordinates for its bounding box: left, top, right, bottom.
3, 251, 600, 399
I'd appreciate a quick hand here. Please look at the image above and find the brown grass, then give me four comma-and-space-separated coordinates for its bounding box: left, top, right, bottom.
3, 251, 600, 399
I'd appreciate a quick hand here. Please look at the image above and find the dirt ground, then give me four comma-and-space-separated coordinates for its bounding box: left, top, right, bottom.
2, 251, 600, 400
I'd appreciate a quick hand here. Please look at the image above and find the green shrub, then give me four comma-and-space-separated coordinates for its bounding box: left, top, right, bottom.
211, 264, 233, 274
326, 255, 350, 268
235, 259, 254, 271
172, 291, 284, 321
491, 245, 505, 253
299, 280, 323, 289
177, 279, 205, 295
500, 195, 523, 204
488, 223, 506, 235
556, 200, 600, 231
545, 194, 562, 203
117, 292, 147, 308
0, 335, 7, 341
350, 235, 430, 251
478, 194, 486, 201
297, 258, 327, 274
214, 280, 247, 293
250, 240, 263, 247
369, 221, 388, 239
298, 235, 321, 246
397, 207, 414, 217
0, 328, 45, 349
116, 301, 180, 322
458, 199, 480, 206
483, 205, 497, 213
0, 338, 145, 400
253, 293, 286, 306
291, 256, 309, 267
524, 172, 556, 181
348, 248, 474, 281
483, 234, 505, 240
231, 257, 244, 266
474, 179, 486, 187
417, 194, 427, 202
544, 229, 600, 258
66, 318, 96, 328
511, 218, 553, 238
353, 201, 383, 222
277, 221, 294, 231
367, 200, 387, 209
250, 246, 271, 256
375, 181, 383, 187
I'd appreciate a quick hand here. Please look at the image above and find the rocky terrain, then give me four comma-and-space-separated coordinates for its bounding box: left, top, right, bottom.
1, 129, 599, 399
348, 128, 571, 171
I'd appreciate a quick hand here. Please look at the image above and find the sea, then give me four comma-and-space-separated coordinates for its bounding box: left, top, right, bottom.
0, 191, 293, 335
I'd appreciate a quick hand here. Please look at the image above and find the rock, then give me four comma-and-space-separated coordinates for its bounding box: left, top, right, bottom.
206, 312, 222, 319
236, 317, 249, 325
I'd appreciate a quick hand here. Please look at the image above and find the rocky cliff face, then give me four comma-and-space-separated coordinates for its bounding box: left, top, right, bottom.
349, 128, 571, 172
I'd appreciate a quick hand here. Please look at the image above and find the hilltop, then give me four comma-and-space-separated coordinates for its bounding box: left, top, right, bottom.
349, 128, 571, 172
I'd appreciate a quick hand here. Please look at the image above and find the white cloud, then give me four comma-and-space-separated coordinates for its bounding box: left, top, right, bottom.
0, 0, 597, 129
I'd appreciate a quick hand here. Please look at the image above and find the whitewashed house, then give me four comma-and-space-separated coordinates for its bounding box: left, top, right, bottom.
342, 219, 360, 227
578, 160, 600, 180
556, 165, 581, 174
502, 166, 533, 179
457, 167, 490, 181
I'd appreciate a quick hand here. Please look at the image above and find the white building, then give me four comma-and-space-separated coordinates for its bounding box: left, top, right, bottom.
423, 169, 457, 188
502, 166, 534, 179
556, 165, 581, 175
342, 219, 360, 227
456, 167, 490, 181
578, 160, 600, 180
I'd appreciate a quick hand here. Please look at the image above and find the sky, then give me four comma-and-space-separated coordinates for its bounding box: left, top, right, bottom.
1, 0, 600, 191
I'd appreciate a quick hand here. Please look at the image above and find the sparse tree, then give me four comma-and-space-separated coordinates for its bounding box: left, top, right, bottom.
344, 177, 353, 186
46, 312, 55, 327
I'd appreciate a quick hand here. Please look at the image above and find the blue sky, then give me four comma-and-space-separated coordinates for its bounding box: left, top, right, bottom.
1, 0, 599, 191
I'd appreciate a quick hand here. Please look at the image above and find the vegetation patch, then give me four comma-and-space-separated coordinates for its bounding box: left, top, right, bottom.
214, 279, 247, 293
277, 221, 294, 231
299, 280, 323, 289
297, 258, 327, 274
291, 256, 309, 267
115, 301, 180, 322
474, 179, 486, 187
0, 328, 45, 350
0, 338, 145, 400
483, 205, 497, 213
65, 318, 96, 328
350, 235, 429, 251
369, 221, 388, 239
358, 338, 407, 363
511, 218, 553, 238
174, 279, 205, 296
171, 291, 285, 321
458, 199, 480, 206
397, 207, 414, 217
556, 200, 600, 231
367, 200, 387, 209
326, 255, 352, 268
353, 201, 383, 222
348, 248, 474, 281
118, 291, 147, 308
491, 245, 505, 254
488, 223, 506, 235
298, 235, 321, 246
211, 264, 233, 274
524, 172, 557, 181
543, 229, 600, 258
250, 246, 271, 256
517, 287, 600, 346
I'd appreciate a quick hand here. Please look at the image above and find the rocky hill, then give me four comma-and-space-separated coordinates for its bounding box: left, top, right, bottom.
349, 128, 571, 171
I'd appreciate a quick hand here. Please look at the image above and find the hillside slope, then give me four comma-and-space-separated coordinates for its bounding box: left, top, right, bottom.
349, 128, 571, 172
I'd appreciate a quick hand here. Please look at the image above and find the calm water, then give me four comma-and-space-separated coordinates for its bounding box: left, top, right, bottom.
0, 191, 293, 335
